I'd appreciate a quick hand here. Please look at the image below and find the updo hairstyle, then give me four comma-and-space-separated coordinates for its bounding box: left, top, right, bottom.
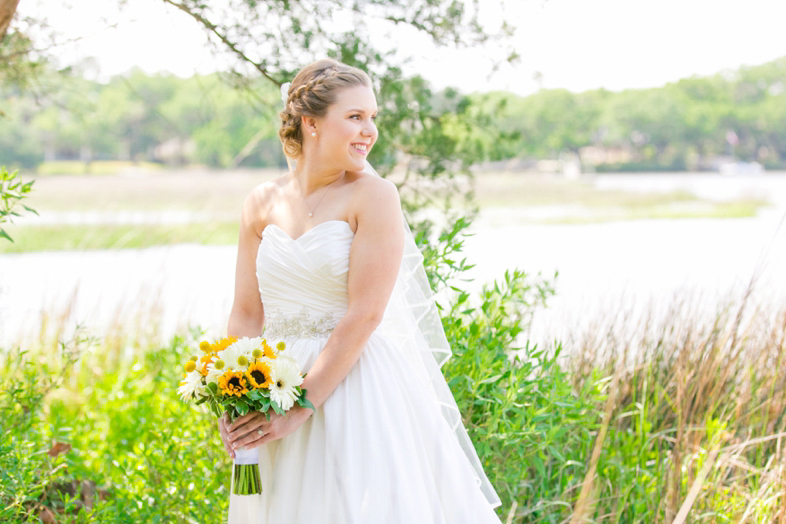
278, 59, 372, 159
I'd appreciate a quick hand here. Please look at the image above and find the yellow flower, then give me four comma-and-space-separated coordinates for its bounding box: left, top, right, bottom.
218, 370, 249, 397
184, 361, 197, 373
263, 341, 276, 359
199, 340, 211, 352
189, 355, 199, 362
252, 348, 264, 359
213, 337, 237, 353
199, 352, 215, 377
276, 341, 286, 352
237, 355, 249, 368
246, 361, 273, 389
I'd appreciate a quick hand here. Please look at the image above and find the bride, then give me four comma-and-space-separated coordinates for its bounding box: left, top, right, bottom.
219, 58, 503, 523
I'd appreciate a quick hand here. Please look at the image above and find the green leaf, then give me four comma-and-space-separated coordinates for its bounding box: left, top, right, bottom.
297, 396, 316, 411
270, 399, 285, 416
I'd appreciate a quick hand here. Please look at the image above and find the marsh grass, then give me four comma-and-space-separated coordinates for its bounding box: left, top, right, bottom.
0, 221, 240, 253
3, 276, 786, 521
436, 255, 786, 522
20, 170, 278, 212
532, 198, 766, 224
9, 170, 767, 244
565, 295, 786, 522
473, 173, 700, 208
35, 161, 165, 177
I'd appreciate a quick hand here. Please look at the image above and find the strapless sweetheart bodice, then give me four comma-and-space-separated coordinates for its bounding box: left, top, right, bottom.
255, 221, 354, 338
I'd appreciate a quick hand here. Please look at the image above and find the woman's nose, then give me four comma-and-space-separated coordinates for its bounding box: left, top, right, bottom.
362, 121, 377, 137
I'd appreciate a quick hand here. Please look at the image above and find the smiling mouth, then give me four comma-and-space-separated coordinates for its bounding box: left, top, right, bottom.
351, 143, 369, 154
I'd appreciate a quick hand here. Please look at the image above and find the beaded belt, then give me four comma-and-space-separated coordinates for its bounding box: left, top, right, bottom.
263, 307, 340, 339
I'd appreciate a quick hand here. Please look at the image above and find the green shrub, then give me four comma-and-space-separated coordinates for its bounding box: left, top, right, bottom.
0, 331, 230, 522
0, 166, 36, 242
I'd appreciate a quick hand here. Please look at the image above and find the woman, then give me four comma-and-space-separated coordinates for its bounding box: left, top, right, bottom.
220, 58, 502, 523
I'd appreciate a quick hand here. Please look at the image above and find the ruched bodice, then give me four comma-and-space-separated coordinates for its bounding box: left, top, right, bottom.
255, 221, 355, 337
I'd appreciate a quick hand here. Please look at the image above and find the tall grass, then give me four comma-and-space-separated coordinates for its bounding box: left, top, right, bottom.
3, 227, 786, 523
441, 266, 786, 522
578, 299, 786, 522
2, 284, 786, 521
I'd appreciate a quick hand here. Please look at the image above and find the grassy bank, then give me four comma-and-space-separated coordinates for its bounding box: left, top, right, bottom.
3, 271, 786, 521
0, 221, 240, 253
1, 170, 770, 253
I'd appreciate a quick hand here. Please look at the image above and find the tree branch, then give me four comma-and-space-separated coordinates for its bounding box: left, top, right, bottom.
160, 0, 280, 86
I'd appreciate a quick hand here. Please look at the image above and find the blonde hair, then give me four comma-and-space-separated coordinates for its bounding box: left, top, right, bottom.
278, 59, 372, 159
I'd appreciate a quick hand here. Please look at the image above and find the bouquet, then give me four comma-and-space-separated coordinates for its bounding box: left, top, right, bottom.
177, 336, 314, 495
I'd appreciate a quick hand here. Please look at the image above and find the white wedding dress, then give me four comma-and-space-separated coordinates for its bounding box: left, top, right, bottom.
227, 220, 503, 524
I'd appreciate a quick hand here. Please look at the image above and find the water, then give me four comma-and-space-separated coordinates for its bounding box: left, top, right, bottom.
1, 173, 785, 348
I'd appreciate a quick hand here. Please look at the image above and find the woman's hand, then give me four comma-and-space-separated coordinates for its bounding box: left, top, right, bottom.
228, 406, 313, 451
218, 413, 236, 459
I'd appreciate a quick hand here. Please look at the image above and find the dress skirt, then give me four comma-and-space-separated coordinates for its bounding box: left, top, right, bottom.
227, 331, 503, 524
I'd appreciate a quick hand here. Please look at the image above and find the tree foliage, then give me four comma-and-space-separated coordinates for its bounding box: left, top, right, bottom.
5, 56, 786, 173
472, 56, 786, 170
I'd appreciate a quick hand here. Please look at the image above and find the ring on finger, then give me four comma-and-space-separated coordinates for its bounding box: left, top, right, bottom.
257, 429, 265, 436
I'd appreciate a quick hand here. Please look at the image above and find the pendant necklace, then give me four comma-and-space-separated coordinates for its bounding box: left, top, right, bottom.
306, 180, 333, 218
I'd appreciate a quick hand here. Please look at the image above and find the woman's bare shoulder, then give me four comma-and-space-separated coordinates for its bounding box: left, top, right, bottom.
241, 173, 290, 232
345, 169, 399, 200
345, 169, 401, 224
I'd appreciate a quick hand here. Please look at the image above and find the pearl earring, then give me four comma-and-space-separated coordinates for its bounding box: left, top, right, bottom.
311, 132, 316, 137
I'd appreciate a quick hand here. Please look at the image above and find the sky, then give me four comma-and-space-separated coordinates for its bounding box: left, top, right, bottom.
16, 0, 786, 97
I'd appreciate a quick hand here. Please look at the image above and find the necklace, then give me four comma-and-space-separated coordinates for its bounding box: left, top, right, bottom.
302, 176, 338, 218
307, 185, 330, 217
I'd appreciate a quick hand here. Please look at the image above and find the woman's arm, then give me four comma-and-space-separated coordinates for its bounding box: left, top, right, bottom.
299, 175, 405, 409
222, 188, 268, 458
227, 189, 267, 338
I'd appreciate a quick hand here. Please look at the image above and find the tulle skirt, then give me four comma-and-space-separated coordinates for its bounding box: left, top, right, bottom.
227, 332, 502, 524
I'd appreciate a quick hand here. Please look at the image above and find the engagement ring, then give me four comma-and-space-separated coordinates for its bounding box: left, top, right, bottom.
257, 429, 264, 436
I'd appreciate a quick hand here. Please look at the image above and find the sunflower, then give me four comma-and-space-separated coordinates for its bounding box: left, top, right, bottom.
246, 361, 273, 389
218, 370, 249, 397
263, 340, 277, 359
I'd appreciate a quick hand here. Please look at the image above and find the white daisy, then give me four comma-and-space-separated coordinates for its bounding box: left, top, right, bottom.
218, 337, 261, 371
205, 363, 224, 384
269, 356, 304, 411
229, 336, 262, 357
178, 370, 206, 401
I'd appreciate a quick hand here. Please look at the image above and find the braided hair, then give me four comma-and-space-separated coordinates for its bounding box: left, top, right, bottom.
278, 59, 372, 159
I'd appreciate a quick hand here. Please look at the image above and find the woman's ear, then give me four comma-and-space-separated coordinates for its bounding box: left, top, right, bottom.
301, 115, 317, 135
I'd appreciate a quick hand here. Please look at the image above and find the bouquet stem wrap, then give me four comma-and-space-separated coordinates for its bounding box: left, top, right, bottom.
232, 447, 261, 495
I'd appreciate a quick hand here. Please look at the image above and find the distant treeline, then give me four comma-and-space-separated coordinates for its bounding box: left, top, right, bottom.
2, 56, 785, 171
471, 56, 786, 171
